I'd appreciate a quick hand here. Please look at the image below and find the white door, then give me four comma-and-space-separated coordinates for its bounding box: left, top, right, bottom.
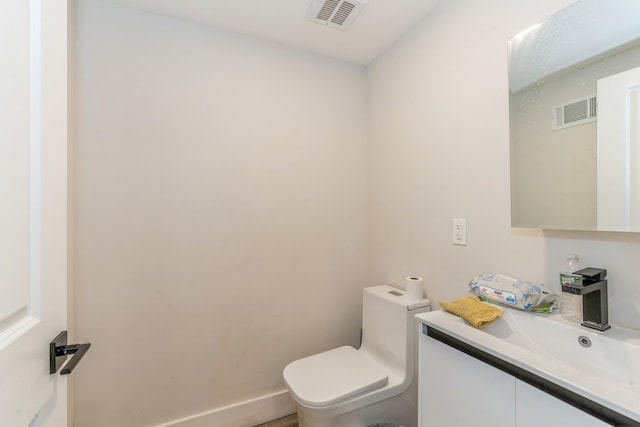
597, 66, 640, 231
0, 0, 69, 426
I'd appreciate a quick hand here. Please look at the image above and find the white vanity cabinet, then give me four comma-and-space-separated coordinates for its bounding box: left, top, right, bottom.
515, 380, 608, 427
418, 328, 515, 427
419, 326, 609, 427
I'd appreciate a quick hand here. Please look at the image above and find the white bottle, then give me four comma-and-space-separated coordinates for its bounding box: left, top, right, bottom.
560, 254, 582, 322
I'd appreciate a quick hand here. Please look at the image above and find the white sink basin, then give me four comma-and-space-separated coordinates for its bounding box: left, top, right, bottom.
416, 306, 640, 423
483, 308, 640, 387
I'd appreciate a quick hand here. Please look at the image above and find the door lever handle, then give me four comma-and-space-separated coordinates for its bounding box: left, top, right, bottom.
49, 331, 91, 375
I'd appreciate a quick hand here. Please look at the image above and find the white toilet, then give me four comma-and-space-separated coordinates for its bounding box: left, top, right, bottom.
283, 285, 431, 427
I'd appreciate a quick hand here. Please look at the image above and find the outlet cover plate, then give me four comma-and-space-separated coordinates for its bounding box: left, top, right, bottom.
452, 218, 467, 246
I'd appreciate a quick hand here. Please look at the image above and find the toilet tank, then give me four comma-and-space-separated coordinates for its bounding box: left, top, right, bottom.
360, 285, 430, 377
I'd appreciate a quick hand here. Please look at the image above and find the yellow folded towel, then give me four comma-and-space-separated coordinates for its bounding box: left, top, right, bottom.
440, 296, 504, 328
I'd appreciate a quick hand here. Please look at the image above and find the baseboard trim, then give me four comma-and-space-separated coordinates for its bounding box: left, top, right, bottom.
155, 390, 296, 427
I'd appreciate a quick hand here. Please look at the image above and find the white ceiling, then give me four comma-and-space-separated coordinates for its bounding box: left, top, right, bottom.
105, 0, 441, 65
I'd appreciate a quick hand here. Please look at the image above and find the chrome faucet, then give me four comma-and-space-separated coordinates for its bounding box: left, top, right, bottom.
574, 268, 610, 331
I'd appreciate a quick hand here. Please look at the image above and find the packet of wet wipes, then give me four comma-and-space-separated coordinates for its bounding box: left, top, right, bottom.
469, 274, 557, 312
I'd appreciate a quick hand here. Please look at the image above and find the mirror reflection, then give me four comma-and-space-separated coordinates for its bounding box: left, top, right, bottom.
509, 0, 640, 231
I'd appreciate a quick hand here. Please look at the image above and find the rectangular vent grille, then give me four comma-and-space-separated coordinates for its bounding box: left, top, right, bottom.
552, 94, 597, 131
305, 0, 368, 30
316, 0, 339, 21
331, 1, 355, 25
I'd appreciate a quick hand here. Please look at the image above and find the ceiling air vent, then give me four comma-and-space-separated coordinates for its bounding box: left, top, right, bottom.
305, 0, 368, 31
552, 94, 597, 131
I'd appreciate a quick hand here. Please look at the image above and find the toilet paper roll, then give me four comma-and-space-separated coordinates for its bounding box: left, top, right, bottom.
406, 276, 424, 301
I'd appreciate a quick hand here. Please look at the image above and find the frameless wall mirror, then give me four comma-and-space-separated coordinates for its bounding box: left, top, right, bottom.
509, 0, 640, 232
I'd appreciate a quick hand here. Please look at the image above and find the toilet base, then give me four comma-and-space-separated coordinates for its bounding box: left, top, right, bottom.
295, 384, 417, 427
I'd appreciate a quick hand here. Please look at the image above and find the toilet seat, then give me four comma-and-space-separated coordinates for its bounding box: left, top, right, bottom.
283, 345, 388, 408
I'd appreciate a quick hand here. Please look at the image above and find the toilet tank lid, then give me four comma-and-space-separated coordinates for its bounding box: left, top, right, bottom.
365, 285, 431, 311
283, 346, 388, 408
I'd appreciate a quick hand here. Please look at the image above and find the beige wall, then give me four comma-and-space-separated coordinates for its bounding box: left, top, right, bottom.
368, 0, 640, 334
73, 1, 368, 426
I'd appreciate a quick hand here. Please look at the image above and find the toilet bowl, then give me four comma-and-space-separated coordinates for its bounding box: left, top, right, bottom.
283, 285, 431, 427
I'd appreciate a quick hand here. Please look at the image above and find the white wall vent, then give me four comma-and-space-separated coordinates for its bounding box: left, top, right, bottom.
552, 94, 597, 131
305, 0, 368, 31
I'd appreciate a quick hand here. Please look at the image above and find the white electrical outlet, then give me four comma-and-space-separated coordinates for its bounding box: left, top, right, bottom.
452, 218, 467, 246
